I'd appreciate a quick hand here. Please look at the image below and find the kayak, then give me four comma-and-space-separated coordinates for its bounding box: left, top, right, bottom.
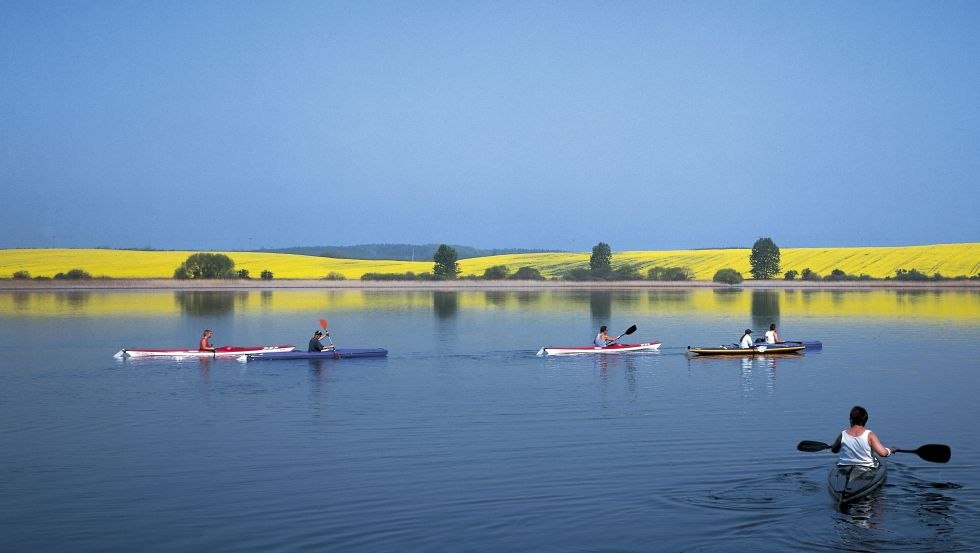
686, 343, 806, 356
241, 348, 388, 361
828, 461, 887, 506
537, 342, 662, 356
114, 345, 295, 359
758, 339, 823, 350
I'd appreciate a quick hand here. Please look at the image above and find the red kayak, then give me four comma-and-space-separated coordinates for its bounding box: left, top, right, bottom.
114, 345, 295, 359
537, 342, 662, 356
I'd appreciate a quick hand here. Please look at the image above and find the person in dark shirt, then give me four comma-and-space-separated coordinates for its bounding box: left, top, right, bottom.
308, 330, 334, 352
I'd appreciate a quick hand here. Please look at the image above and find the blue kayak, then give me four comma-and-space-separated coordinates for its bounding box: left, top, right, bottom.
242, 348, 388, 361
757, 339, 823, 350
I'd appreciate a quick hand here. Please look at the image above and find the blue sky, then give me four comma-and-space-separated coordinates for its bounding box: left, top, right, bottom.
2, 1, 978, 252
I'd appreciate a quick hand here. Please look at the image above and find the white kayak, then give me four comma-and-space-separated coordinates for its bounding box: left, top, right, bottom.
537, 342, 662, 356
114, 345, 295, 359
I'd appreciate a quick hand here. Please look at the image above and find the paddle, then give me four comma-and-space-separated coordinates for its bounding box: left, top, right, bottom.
319, 318, 336, 349
612, 324, 637, 343
797, 440, 951, 463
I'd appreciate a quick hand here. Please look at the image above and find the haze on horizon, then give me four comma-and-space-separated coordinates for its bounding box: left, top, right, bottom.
2, 2, 978, 252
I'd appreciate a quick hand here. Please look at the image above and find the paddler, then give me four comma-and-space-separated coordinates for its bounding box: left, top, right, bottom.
830, 405, 893, 466
308, 330, 335, 352
199, 329, 216, 352
739, 329, 754, 348
594, 325, 617, 347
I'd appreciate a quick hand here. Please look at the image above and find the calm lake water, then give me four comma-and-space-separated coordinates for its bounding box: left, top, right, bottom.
2, 288, 978, 552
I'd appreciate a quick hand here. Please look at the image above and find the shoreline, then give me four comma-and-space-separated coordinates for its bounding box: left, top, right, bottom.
2, 278, 978, 291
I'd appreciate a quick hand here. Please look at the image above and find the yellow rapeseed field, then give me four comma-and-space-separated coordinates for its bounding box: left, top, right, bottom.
0, 243, 978, 280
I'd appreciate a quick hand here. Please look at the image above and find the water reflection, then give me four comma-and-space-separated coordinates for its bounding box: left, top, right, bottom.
750, 290, 780, 333
55, 291, 90, 309
713, 288, 741, 305
484, 291, 507, 307
589, 291, 612, 322
433, 291, 458, 318
174, 291, 245, 315
646, 289, 691, 304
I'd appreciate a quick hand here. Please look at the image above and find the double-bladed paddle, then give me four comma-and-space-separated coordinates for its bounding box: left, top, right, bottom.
613, 324, 637, 342
797, 440, 951, 463
319, 318, 336, 348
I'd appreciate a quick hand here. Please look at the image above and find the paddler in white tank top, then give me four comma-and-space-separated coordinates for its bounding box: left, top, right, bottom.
831, 405, 893, 467
594, 326, 615, 347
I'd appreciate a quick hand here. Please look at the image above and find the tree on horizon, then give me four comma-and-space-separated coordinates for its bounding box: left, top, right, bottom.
749, 237, 781, 279
590, 242, 612, 278
432, 244, 460, 280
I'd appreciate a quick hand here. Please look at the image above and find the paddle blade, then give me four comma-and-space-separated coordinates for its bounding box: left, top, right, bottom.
797, 440, 832, 452
897, 444, 951, 464
623, 324, 637, 336
319, 319, 328, 330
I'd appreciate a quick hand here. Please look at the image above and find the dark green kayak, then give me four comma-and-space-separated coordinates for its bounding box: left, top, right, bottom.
827, 461, 887, 506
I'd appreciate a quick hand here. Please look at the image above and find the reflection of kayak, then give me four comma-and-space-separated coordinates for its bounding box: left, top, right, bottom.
686, 343, 805, 356
537, 342, 662, 356
828, 461, 887, 505
242, 348, 388, 361
114, 345, 295, 358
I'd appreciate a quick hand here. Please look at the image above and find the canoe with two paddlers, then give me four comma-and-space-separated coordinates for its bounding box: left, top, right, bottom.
686, 343, 806, 356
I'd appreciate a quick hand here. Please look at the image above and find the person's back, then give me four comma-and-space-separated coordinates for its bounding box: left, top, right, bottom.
832, 405, 892, 467
765, 323, 780, 344
739, 329, 754, 348
838, 429, 876, 467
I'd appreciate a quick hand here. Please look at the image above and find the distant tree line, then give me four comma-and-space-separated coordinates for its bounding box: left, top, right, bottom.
780, 267, 978, 282
173, 253, 274, 280
261, 243, 559, 261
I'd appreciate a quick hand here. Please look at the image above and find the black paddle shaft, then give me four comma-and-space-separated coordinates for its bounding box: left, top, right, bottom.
798, 440, 951, 463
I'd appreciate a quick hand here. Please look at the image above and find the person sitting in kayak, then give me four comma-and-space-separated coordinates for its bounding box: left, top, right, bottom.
765, 323, 781, 344
308, 330, 335, 352
831, 405, 893, 467
739, 329, 754, 348
594, 326, 617, 347
199, 329, 216, 352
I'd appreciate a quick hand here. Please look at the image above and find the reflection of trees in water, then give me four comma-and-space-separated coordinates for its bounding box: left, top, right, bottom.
646, 290, 691, 304
12, 292, 31, 309
55, 291, 90, 309
515, 291, 539, 305
590, 291, 612, 322
174, 291, 245, 315
713, 288, 742, 305
485, 291, 507, 307
433, 291, 458, 318
482, 290, 543, 308
751, 290, 780, 332
261, 291, 273, 306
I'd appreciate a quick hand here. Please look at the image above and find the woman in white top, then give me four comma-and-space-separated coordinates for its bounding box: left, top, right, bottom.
765, 323, 780, 344
831, 405, 893, 466
739, 329, 754, 348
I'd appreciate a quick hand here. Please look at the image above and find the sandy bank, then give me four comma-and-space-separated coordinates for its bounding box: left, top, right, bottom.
2, 278, 977, 291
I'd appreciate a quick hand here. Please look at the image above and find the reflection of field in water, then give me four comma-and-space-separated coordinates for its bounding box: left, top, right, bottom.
2, 288, 978, 322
